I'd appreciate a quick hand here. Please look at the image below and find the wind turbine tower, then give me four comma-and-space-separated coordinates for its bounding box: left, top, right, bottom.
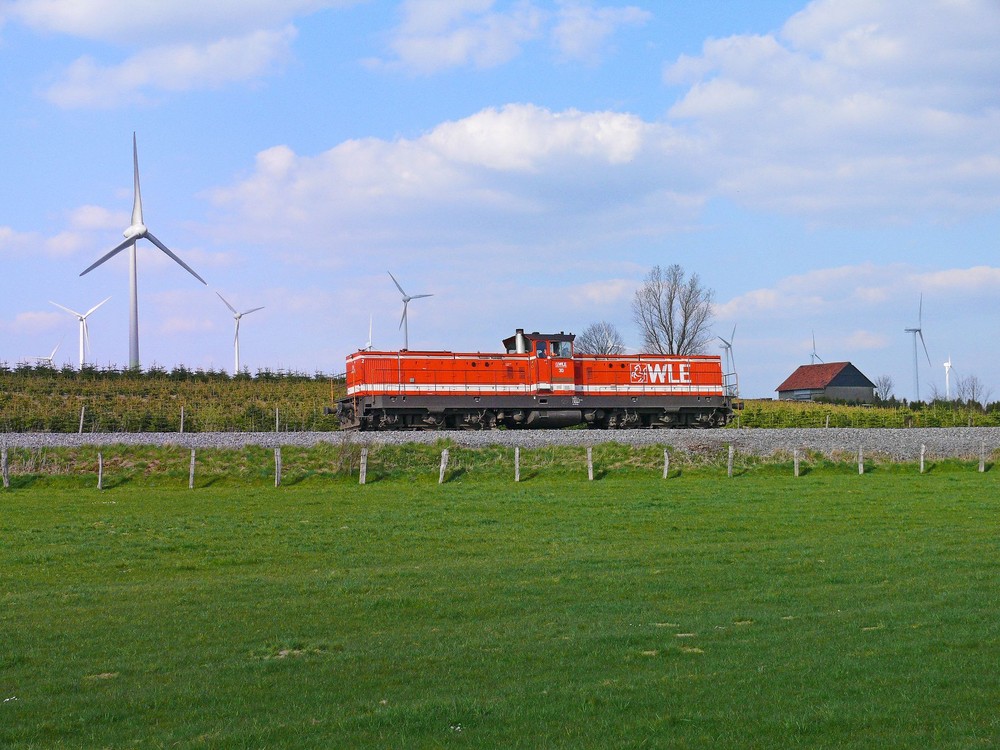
944, 356, 953, 400
388, 271, 432, 350
50, 297, 111, 368
217, 292, 264, 374
80, 134, 207, 369
904, 294, 932, 401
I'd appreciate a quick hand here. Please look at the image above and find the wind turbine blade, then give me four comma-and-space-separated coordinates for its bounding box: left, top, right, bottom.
80, 238, 132, 276
388, 271, 406, 296
399, 302, 407, 330
50, 300, 83, 317
241, 306, 265, 316
234, 318, 241, 345
216, 291, 238, 315
83, 319, 91, 356
84, 296, 112, 318
410, 293, 433, 300
918, 330, 932, 367
132, 132, 143, 226
146, 232, 207, 284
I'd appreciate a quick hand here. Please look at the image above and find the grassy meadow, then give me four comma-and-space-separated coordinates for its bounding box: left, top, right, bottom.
1, 451, 999, 748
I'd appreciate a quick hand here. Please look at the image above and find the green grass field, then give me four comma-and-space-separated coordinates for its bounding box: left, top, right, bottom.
2, 459, 998, 748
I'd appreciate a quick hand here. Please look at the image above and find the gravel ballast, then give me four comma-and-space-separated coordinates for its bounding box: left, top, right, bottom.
2, 428, 997, 461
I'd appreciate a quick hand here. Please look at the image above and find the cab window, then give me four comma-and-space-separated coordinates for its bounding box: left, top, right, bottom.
534, 341, 547, 358
553, 341, 572, 358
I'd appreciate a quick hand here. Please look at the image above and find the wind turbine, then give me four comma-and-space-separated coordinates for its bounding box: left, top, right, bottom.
810, 331, 824, 364
79, 133, 207, 369
216, 292, 264, 374
944, 355, 954, 400
388, 271, 432, 350
49, 297, 111, 368
717, 324, 738, 397
364, 314, 373, 351
904, 294, 932, 402
34, 339, 63, 366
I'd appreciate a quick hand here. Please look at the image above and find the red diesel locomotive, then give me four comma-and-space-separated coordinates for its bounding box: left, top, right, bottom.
335, 329, 735, 430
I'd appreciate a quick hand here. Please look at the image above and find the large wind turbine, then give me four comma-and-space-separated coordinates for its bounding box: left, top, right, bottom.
216, 292, 264, 374
388, 271, 432, 350
904, 294, 932, 401
944, 355, 954, 400
79, 134, 207, 369
50, 297, 111, 368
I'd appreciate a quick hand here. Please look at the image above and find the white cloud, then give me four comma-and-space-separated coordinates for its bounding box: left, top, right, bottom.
663, 0, 1000, 223
45, 26, 298, 107
1, 0, 349, 41
375, 0, 650, 72
208, 104, 692, 253
378, 0, 543, 73
552, 1, 650, 63
716, 263, 1000, 323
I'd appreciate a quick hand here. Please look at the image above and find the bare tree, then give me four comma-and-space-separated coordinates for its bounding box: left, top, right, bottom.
874, 374, 895, 402
575, 321, 626, 355
956, 374, 992, 410
631, 264, 714, 355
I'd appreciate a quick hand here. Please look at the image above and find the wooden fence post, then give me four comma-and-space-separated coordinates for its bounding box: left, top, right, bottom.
274, 447, 282, 487
189, 449, 196, 489
359, 447, 368, 485
794, 448, 800, 478
275, 408, 280, 433
727, 445, 734, 478
920, 444, 926, 474
825, 414, 830, 428
514, 446, 520, 483
98, 452, 104, 490
180, 406, 185, 434
439, 449, 449, 484
663, 449, 670, 479
2, 446, 9, 489
78, 406, 86, 434
980, 440, 986, 473
587, 447, 594, 481
858, 445, 864, 475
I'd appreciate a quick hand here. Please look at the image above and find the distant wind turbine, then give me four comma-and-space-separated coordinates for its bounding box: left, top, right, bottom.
49, 296, 111, 368
944, 355, 954, 400
717, 324, 738, 397
34, 339, 63, 366
810, 331, 824, 364
904, 294, 932, 401
216, 292, 264, 374
364, 314, 373, 351
388, 271, 432, 350
79, 133, 207, 369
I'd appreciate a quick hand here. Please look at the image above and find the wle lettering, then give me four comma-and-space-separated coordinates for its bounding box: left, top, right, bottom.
630, 362, 691, 385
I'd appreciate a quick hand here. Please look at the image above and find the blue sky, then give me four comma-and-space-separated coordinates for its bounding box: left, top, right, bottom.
1, 0, 998, 400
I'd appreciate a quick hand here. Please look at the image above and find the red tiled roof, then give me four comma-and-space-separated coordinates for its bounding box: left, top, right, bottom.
775, 362, 851, 392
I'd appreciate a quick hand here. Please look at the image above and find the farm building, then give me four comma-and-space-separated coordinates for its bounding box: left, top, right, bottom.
775, 362, 876, 403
